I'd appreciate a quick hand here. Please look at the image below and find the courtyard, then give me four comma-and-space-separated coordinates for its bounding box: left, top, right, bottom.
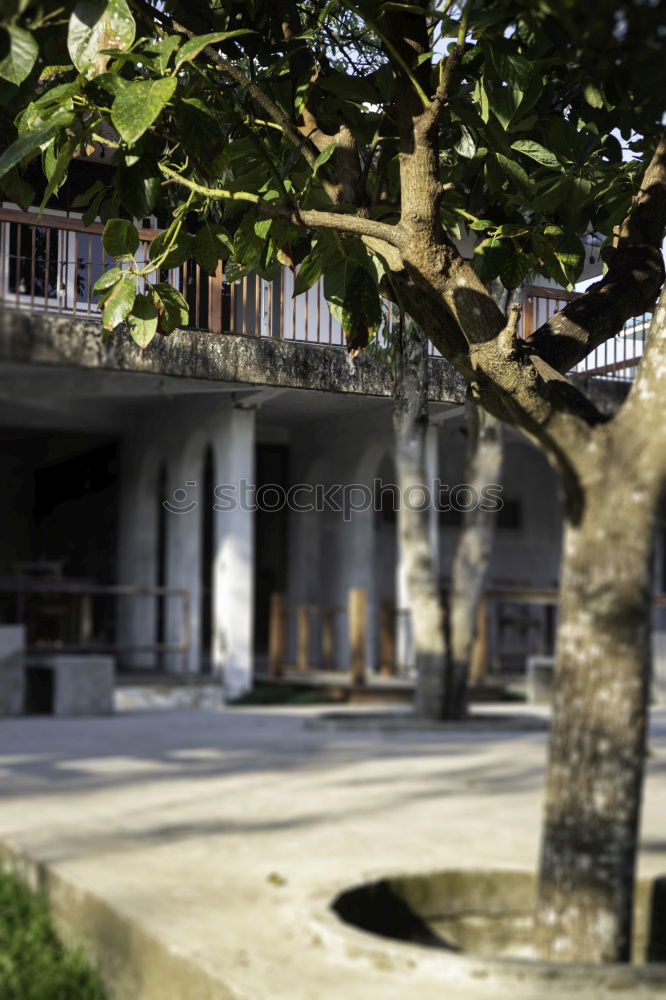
1, 703, 665, 999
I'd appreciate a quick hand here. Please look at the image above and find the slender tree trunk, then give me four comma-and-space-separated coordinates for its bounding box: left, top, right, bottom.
535, 453, 656, 962
393, 321, 447, 720
445, 397, 503, 718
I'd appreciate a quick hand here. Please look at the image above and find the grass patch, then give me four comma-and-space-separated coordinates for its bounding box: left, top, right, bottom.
230, 683, 347, 706
0, 869, 107, 1000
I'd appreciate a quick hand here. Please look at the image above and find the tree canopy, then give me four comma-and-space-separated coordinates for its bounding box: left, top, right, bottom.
1, 0, 664, 352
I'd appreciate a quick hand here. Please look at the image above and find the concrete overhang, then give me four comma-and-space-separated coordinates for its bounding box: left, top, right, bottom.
0, 307, 465, 405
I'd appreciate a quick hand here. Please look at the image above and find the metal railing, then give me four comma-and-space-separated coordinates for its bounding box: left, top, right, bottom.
0, 577, 190, 671
0, 206, 652, 379
521, 283, 652, 381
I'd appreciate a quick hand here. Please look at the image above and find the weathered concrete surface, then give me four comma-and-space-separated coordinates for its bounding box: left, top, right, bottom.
0, 307, 465, 404
0, 624, 25, 716
0, 705, 665, 999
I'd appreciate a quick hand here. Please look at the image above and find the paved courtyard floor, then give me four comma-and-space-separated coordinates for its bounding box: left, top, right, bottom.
0, 704, 665, 999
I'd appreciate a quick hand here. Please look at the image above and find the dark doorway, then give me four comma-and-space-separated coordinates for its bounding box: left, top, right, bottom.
25, 666, 54, 715
33, 440, 118, 582
200, 445, 214, 673
254, 444, 289, 654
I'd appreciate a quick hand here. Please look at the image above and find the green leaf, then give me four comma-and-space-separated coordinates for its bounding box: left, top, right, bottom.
101, 273, 135, 331
495, 153, 534, 195
72, 179, 105, 209
83, 189, 106, 226
294, 249, 323, 295
149, 230, 195, 269
472, 236, 511, 283
68, 0, 136, 78
324, 259, 381, 354
0, 25, 38, 85
193, 223, 231, 276
174, 30, 255, 70
153, 34, 181, 75
151, 282, 189, 334
455, 209, 494, 231
0, 167, 34, 211
93, 266, 123, 295
342, 266, 382, 355
0, 110, 74, 182
583, 82, 604, 109
117, 161, 160, 218
111, 77, 177, 147
554, 231, 585, 283
102, 218, 139, 261
253, 218, 272, 239
313, 142, 336, 175
38, 135, 77, 214
499, 250, 532, 290
454, 124, 477, 159
127, 292, 158, 347
530, 230, 568, 286
511, 140, 561, 170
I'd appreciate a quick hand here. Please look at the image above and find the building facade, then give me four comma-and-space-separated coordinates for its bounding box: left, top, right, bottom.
0, 200, 664, 701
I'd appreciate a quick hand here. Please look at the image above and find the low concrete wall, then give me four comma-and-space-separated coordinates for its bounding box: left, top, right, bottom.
0, 841, 235, 1000
0, 624, 25, 716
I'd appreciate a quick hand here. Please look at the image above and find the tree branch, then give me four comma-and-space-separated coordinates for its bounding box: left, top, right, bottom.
421, 0, 473, 131
262, 205, 405, 247
158, 164, 405, 247
145, 3, 321, 173
527, 134, 666, 372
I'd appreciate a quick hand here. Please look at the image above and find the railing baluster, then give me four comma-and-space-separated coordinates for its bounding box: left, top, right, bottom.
44, 227, 50, 311
30, 225, 36, 307
14, 223, 20, 307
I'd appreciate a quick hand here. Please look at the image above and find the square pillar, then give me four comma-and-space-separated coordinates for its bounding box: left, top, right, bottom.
212, 406, 256, 699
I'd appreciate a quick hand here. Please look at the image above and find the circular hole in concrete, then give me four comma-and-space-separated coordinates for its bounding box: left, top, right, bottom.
332, 869, 666, 968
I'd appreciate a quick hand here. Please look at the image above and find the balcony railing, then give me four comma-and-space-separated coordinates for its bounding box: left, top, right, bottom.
0, 206, 652, 381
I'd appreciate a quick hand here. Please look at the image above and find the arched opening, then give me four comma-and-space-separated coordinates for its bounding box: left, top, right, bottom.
200, 444, 214, 673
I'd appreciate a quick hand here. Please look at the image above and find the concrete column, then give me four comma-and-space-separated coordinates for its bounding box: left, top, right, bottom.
395, 425, 441, 674
212, 406, 256, 699
116, 438, 158, 670
164, 446, 202, 673
426, 425, 440, 579
334, 504, 375, 672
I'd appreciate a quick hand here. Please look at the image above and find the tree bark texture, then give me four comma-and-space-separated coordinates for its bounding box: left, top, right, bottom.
393, 321, 447, 720
446, 398, 503, 718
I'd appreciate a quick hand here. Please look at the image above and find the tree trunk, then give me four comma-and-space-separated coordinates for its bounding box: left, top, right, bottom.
445, 396, 503, 718
393, 321, 447, 720
535, 452, 656, 962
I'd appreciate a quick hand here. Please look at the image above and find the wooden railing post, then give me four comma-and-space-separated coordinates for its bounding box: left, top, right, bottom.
208, 265, 223, 333
321, 607, 335, 670
296, 606, 310, 672
378, 597, 396, 676
348, 587, 367, 686
268, 592, 286, 679
469, 595, 490, 686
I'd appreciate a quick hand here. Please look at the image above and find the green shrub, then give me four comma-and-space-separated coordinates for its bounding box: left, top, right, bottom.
0, 870, 106, 1000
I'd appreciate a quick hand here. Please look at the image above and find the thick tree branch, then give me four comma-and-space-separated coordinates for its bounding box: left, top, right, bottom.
527, 135, 666, 372
615, 282, 666, 479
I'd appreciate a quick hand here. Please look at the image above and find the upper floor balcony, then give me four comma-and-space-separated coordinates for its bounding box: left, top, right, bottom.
0, 204, 652, 384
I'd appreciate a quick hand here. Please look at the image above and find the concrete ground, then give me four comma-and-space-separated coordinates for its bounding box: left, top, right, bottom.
0, 704, 665, 1000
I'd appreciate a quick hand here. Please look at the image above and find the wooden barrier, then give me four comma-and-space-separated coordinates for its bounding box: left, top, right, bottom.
348, 588, 367, 686
267, 590, 366, 680
268, 592, 286, 678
